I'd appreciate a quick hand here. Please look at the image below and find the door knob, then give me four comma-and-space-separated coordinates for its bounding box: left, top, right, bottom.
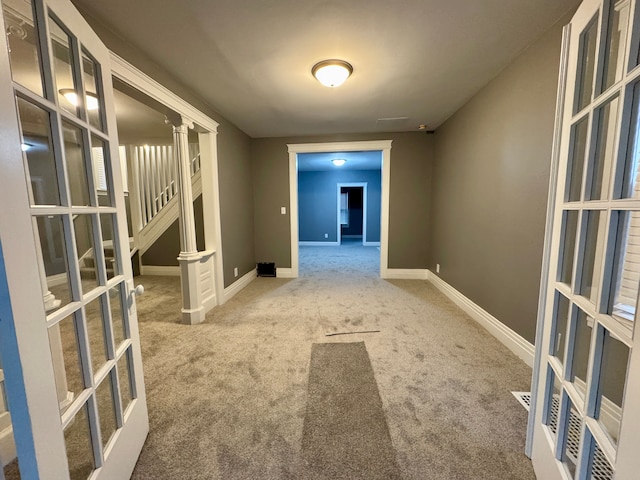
131, 284, 144, 297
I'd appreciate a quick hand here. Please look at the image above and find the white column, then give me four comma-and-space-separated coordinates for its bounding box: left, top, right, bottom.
172, 118, 205, 324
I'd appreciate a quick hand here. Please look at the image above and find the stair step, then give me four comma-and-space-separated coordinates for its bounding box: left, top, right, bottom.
79, 267, 115, 280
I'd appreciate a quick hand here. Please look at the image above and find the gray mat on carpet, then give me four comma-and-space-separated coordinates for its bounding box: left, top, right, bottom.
301, 342, 401, 479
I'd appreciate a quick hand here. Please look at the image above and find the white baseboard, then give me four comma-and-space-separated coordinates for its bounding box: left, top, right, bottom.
427, 271, 535, 368
140, 265, 181, 276
47, 273, 68, 287
383, 268, 429, 280
363, 241, 381, 247
223, 269, 257, 303
276, 268, 296, 278
299, 241, 340, 246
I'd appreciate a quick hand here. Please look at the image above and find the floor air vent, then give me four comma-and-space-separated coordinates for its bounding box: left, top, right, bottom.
511, 392, 613, 480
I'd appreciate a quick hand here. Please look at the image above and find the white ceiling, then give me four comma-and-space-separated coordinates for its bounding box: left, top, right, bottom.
71, 0, 579, 138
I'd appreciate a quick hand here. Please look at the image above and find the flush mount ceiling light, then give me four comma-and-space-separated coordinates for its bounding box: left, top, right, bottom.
332, 159, 347, 167
312, 60, 353, 87
59, 89, 99, 110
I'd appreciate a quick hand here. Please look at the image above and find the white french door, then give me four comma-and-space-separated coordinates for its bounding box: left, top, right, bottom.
532, 0, 640, 478
0, 0, 148, 478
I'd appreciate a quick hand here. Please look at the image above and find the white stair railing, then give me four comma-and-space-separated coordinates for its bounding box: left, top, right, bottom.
131, 144, 200, 228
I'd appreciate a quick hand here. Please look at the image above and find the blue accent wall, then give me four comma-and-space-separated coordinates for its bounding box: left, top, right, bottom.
298, 170, 381, 242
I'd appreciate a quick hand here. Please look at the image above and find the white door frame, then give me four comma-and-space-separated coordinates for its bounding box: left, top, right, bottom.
109, 54, 226, 308
337, 183, 368, 245
287, 140, 392, 278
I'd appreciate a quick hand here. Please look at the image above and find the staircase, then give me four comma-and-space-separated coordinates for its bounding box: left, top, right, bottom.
78, 245, 117, 280
128, 143, 202, 258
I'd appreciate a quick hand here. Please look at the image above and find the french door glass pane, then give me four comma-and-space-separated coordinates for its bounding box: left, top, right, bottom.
64, 402, 94, 480
1, 0, 44, 96
35, 215, 71, 311
576, 16, 599, 113
117, 348, 134, 415
73, 214, 98, 292
580, 210, 605, 301
620, 83, 640, 198
561, 396, 582, 478
48, 314, 85, 402
608, 210, 640, 321
595, 330, 629, 446
571, 308, 594, 399
16, 97, 61, 206
48, 16, 78, 117
545, 367, 562, 437
588, 97, 619, 200
90, 135, 111, 205
553, 292, 571, 364
589, 441, 614, 479
602, 0, 630, 91
85, 295, 108, 375
62, 120, 91, 206
561, 210, 580, 285
81, 51, 102, 130
109, 283, 126, 348
96, 371, 117, 451
567, 117, 589, 202
100, 213, 119, 280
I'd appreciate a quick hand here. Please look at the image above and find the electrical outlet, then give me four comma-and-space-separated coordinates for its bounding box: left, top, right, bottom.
436, 263, 440, 273
324, 233, 328, 238
234, 267, 238, 277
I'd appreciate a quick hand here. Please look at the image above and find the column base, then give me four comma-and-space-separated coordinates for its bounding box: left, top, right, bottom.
181, 306, 206, 325
178, 251, 206, 325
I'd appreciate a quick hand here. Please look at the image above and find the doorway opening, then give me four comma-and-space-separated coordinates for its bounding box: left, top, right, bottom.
287, 140, 392, 279
338, 183, 367, 245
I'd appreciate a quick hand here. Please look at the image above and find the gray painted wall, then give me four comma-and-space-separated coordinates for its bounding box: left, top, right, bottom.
141, 195, 205, 266
251, 132, 432, 269
75, 5, 256, 288
428, 13, 572, 344
299, 170, 381, 243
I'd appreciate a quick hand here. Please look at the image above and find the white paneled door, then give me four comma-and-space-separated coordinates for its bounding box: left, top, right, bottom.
531, 0, 640, 478
0, 0, 148, 478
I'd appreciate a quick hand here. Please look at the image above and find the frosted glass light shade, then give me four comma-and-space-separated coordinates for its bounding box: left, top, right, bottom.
312, 60, 353, 87
332, 159, 346, 166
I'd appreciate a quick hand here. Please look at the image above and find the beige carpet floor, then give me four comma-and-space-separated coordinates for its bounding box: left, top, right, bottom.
130, 240, 536, 479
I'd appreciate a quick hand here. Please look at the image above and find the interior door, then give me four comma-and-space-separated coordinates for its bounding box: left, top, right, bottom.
0, 0, 148, 478
531, 0, 640, 478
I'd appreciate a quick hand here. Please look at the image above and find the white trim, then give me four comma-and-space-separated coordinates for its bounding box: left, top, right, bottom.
276, 268, 296, 278
288, 140, 392, 279
139, 265, 181, 276
527, 22, 572, 458
337, 182, 368, 244
427, 271, 535, 367
110, 53, 219, 133
363, 241, 381, 247
299, 241, 340, 246
384, 268, 429, 280
223, 269, 257, 303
